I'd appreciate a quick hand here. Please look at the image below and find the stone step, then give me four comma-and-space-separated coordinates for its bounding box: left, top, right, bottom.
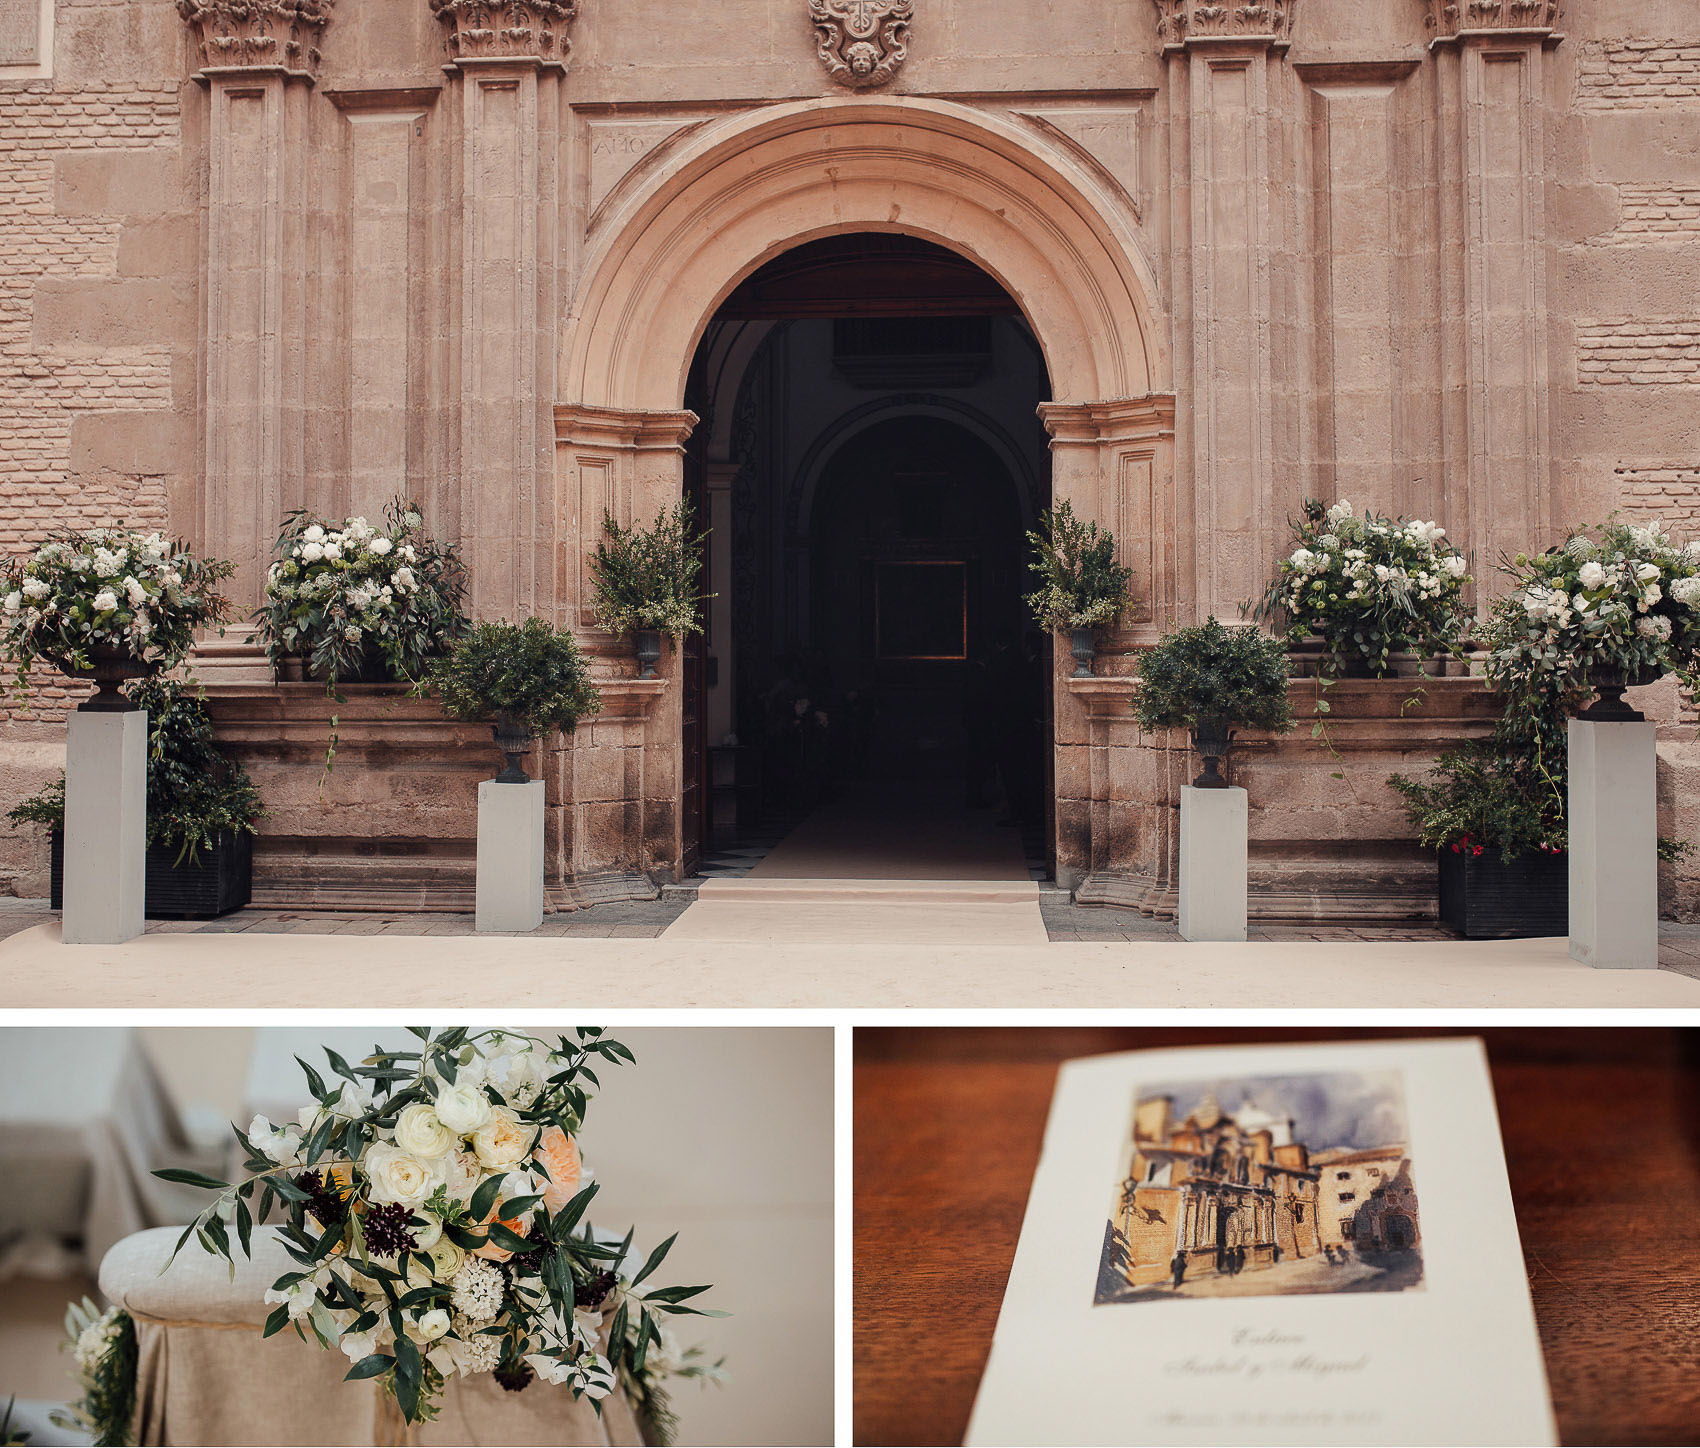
691, 876, 1040, 906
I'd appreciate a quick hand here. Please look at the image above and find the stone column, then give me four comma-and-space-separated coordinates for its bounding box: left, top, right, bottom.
551, 404, 698, 893
180, 2, 332, 643
435, 1, 575, 623
1039, 396, 1176, 899
1157, 0, 1294, 623
1427, 0, 1561, 599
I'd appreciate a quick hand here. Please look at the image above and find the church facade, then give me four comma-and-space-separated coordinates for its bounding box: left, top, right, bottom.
3, 0, 1700, 916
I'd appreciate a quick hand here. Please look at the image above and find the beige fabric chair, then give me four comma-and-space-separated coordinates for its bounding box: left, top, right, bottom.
99, 1228, 648, 1447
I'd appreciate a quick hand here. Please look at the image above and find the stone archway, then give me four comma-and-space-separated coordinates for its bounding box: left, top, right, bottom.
551, 95, 1175, 892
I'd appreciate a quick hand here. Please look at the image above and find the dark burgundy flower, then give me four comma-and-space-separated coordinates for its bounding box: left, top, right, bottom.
494, 1357, 535, 1393
363, 1201, 418, 1257
295, 1170, 347, 1228
575, 1268, 617, 1309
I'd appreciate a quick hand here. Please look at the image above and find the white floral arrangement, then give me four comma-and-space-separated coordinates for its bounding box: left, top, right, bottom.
255, 497, 466, 689
1253, 497, 1472, 676
159, 1029, 723, 1435
0, 529, 233, 692
50, 1297, 137, 1445
1488, 517, 1700, 704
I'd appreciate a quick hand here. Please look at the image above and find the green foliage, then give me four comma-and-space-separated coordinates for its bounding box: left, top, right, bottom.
0, 529, 233, 694
255, 497, 467, 691
590, 502, 708, 639
5, 677, 261, 863
1133, 617, 1295, 735
1250, 498, 1472, 676
51, 1298, 137, 1446
427, 619, 602, 736
1, 1396, 29, 1446
1023, 500, 1133, 631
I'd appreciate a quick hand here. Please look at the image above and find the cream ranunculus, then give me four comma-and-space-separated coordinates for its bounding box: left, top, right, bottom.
410, 1214, 444, 1251
415, 1308, 452, 1342
393, 1103, 456, 1160
434, 1082, 493, 1136
364, 1143, 445, 1208
425, 1238, 466, 1282
471, 1106, 537, 1170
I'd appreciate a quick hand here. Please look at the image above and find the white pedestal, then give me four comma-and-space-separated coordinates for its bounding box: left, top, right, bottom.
1179, 784, 1248, 943
476, 779, 545, 933
63, 707, 147, 945
1568, 718, 1658, 969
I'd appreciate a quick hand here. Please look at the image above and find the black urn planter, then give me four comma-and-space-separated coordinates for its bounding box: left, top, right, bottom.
49, 829, 253, 919
634, 629, 663, 679
1070, 626, 1097, 678
1437, 847, 1567, 940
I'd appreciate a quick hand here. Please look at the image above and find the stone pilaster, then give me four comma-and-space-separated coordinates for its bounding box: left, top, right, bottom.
183, 2, 331, 630
438, 0, 576, 623
1158, 0, 1293, 625
1430, 4, 1561, 603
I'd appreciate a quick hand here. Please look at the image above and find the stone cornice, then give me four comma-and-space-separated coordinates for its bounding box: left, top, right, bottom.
432, 0, 578, 65
554, 403, 700, 450
1424, 0, 1562, 44
178, 0, 335, 79
1038, 393, 1177, 446
1152, 0, 1296, 54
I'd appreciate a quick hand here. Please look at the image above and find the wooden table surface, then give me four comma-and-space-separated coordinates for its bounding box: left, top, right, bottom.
854, 1027, 1700, 1447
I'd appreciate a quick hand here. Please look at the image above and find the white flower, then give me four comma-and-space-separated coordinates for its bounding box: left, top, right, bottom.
435, 1082, 493, 1135
1637, 561, 1662, 583
1642, 584, 1663, 608
450, 1258, 506, 1325
471, 1106, 537, 1170
364, 1142, 446, 1208
441, 1148, 482, 1203
1289, 548, 1316, 572
425, 1237, 465, 1281
445, 1316, 503, 1375
303, 524, 326, 544
1671, 576, 1700, 606
263, 1276, 319, 1321
91, 588, 119, 612
2, 591, 18, 615
1638, 615, 1672, 641
21, 577, 48, 600
368, 537, 393, 557
1577, 561, 1607, 590
414, 1309, 452, 1342
393, 566, 417, 592
1326, 499, 1354, 524
1443, 555, 1467, 579
247, 1114, 303, 1164
1573, 593, 1593, 614
394, 1103, 456, 1159
338, 1328, 379, 1364
323, 543, 343, 562
123, 576, 147, 607
301, 542, 325, 563
92, 548, 120, 578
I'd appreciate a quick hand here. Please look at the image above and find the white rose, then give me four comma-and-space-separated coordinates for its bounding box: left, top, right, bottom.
92, 589, 118, 612
1577, 561, 1607, 590
394, 566, 417, 592
323, 543, 343, 561
394, 1103, 456, 1159
364, 1142, 445, 1207
1443, 555, 1467, 579
2, 592, 18, 614
435, 1082, 493, 1135
471, 1106, 537, 1170
368, 537, 393, 556
301, 542, 324, 563
442, 1149, 482, 1203
1637, 561, 1661, 583
303, 524, 326, 543
123, 576, 146, 607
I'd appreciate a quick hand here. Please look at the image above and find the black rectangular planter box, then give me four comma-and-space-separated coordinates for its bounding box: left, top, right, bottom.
49, 829, 253, 919
1437, 847, 1567, 940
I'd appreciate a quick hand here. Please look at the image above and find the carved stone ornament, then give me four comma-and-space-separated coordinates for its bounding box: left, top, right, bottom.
1151, 0, 1295, 51
809, 0, 913, 89
432, 0, 579, 63
1425, 0, 1560, 39
178, 0, 336, 75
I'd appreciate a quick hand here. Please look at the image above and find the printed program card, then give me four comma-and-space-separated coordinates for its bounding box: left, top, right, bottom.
966, 1037, 1555, 1446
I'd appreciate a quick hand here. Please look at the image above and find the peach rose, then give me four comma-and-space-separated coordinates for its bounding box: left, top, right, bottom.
536, 1127, 582, 1213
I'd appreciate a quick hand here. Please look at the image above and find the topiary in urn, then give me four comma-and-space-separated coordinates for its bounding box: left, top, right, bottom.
428, 618, 602, 782
1133, 616, 1295, 787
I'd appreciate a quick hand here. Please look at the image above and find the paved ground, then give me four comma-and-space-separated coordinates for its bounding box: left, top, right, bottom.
1106, 1250, 1423, 1304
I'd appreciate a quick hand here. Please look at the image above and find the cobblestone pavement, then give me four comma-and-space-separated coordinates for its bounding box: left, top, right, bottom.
1105, 1249, 1422, 1303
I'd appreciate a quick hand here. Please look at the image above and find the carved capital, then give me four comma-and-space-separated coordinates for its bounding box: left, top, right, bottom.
1152, 0, 1295, 53
178, 0, 336, 76
1425, 0, 1561, 42
432, 0, 578, 65
809, 0, 913, 89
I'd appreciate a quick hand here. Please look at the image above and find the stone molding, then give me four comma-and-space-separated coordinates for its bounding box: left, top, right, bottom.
1152, 0, 1295, 54
178, 0, 335, 78
1424, 0, 1561, 44
1039, 393, 1177, 446
809, 0, 913, 89
432, 0, 578, 65
553, 403, 699, 450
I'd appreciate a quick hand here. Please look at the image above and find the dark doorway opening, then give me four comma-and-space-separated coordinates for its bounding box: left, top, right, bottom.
682, 235, 1054, 881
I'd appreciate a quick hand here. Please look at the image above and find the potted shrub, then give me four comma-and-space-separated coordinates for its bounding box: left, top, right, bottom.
1132, 616, 1294, 785
589, 500, 708, 677
427, 617, 603, 780
8, 677, 264, 918
1250, 498, 1471, 678
256, 496, 467, 692
1492, 517, 1700, 721
1024, 500, 1133, 675
1, 528, 234, 708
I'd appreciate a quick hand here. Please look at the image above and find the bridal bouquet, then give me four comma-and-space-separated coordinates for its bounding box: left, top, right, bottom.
1253, 498, 1471, 676
0, 528, 233, 690
255, 496, 466, 689
158, 1028, 723, 1434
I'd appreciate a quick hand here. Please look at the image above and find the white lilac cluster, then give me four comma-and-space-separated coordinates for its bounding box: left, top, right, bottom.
72, 1305, 125, 1373
1495, 518, 1700, 684
245, 1034, 615, 1400
0, 528, 231, 680
1267, 497, 1472, 672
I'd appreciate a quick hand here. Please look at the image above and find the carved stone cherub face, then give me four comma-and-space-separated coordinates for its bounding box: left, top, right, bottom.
845, 40, 880, 76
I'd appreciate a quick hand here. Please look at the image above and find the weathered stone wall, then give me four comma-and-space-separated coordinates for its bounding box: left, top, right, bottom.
2, 0, 1700, 913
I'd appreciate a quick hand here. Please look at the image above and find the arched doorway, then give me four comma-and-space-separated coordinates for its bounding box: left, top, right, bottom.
553, 96, 1173, 891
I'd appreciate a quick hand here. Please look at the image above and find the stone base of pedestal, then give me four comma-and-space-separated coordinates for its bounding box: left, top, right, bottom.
63, 708, 147, 945
476, 779, 545, 933
1179, 784, 1248, 943
1569, 718, 1658, 969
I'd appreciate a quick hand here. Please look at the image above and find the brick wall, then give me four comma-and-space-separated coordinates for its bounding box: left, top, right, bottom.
1575, 318, 1700, 386
1597, 186, 1700, 244
1615, 464, 1700, 533
1577, 40, 1700, 108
